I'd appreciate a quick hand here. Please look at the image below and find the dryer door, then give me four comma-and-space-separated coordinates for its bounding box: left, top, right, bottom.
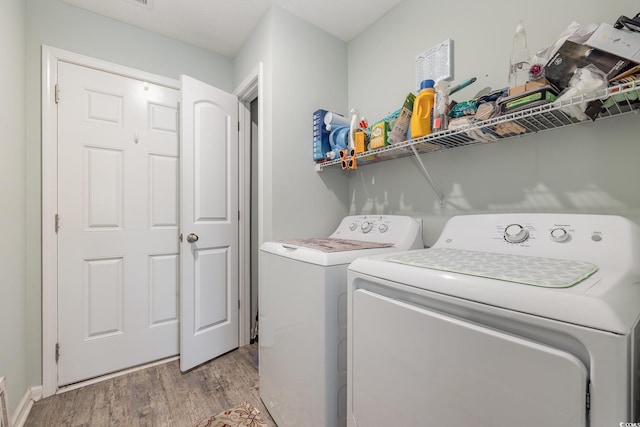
350, 289, 588, 427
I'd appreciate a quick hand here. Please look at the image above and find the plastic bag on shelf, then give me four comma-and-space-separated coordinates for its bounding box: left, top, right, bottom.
557, 65, 607, 121
531, 21, 599, 73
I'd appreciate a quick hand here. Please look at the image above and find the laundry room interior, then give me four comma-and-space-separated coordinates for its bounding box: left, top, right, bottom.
2, 0, 640, 425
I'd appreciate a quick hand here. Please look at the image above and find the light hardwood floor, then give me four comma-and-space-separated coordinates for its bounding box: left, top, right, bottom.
26, 344, 276, 426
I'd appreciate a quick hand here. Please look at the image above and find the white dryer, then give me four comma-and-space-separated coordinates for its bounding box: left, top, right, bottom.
347, 213, 640, 427
259, 215, 423, 427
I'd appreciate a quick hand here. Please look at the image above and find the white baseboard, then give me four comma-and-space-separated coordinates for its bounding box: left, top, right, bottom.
11, 385, 41, 427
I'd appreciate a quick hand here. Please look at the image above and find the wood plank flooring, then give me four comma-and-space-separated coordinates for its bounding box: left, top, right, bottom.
26, 344, 276, 427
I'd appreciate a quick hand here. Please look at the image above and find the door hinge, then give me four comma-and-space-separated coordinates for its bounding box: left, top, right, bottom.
55, 84, 60, 104
179, 233, 183, 243
55, 342, 60, 363
55, 214, 60, 233
238, 210, 240, 220
238, 300, 241, 309
238, 121, 240, 131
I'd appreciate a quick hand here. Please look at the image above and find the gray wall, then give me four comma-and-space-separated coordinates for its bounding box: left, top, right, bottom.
233, 7, 275, 243
23, 0, 233, 392
233, 6, 350, 242
347, 0, 640, 246
0, 0, 27, 416
269, 7, 350, 239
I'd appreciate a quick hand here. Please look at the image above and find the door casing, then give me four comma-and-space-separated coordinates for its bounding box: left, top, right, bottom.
234, 63, 263, 346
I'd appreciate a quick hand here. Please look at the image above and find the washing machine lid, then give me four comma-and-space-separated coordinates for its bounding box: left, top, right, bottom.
277, 237, 394, 253
260, 215, 424, 266
260, 239, 405, 266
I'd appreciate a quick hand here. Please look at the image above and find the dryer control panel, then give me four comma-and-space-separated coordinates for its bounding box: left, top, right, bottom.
435, 213, 639, 264
498, 222, 577, 246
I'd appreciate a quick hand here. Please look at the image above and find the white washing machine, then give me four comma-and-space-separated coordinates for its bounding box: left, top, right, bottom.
347, 213, 640, 427
259, 215, 423, 427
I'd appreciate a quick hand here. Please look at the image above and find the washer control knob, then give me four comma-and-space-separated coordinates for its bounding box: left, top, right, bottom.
361, 221, 373, 233
379, 223, 388, 233
504, 224, 529, 243
550, 228, 569, 242
349, 222, 357, 231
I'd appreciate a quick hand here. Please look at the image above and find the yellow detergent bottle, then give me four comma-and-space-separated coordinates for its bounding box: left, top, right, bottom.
410, 79, 435, 138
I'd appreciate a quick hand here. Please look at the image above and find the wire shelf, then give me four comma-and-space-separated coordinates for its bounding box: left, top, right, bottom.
315, 79, 640, 172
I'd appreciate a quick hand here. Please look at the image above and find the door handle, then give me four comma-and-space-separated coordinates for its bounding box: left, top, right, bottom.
186, 233, 199, 243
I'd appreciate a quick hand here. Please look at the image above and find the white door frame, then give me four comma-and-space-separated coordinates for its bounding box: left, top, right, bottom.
233, 63, 263, 346
42, 46, 178, 397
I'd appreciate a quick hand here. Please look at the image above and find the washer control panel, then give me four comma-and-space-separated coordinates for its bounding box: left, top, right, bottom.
340, 216, 395, 236
331, 215, 422, 247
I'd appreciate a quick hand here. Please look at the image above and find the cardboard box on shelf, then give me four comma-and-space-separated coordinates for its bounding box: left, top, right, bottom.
544, 40, 635, 91
369, 120, 390, 149
586, 23, 640, 63
509, 78, 554, 96
388, 93, 415, 144
353, 129, 367, 154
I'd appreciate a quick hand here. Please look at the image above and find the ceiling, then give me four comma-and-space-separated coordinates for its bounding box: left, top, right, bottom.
61, 0, 405, 57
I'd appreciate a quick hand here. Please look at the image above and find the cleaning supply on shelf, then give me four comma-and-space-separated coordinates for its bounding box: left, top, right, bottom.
509, 20, 531, 89
449, 77, 476, 95
314, 109, 351, 161
349, 109, 360, 150
410, 79, 435, 138
313, 109, 331, 161
369, 120, 390, 149
433, 80, 450, 132
388, 93, 415, 144
327, 126, 350, 160
323, 111, 350, 132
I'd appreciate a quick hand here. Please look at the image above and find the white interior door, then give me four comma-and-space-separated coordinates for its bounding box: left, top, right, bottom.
57, 62, 180, 385
179, 75, 239, 371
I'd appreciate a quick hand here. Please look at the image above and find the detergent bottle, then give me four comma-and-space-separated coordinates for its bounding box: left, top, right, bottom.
410, 79, 435, 138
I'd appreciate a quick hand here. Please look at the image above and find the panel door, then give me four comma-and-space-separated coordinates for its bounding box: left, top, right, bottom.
57, 61, 180, 385
179, 75, 239, 371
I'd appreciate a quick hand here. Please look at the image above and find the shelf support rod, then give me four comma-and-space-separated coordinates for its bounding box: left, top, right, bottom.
410, 145, 445, 207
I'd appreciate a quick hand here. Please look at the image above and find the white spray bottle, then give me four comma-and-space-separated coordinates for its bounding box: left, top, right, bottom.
349, 109, 359, 151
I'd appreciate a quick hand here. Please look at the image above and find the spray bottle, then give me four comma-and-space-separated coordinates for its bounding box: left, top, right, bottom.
349, 109, 359, 150
509, 20, 531, 88
433, 80, 450, 132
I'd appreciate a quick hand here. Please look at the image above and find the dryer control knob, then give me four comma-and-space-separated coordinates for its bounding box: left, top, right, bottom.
349, 222, 357, 231
379, 224, 388, 233
504, 224, 529, 243
361, 221, 373, 233
550, 228, 569, 242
